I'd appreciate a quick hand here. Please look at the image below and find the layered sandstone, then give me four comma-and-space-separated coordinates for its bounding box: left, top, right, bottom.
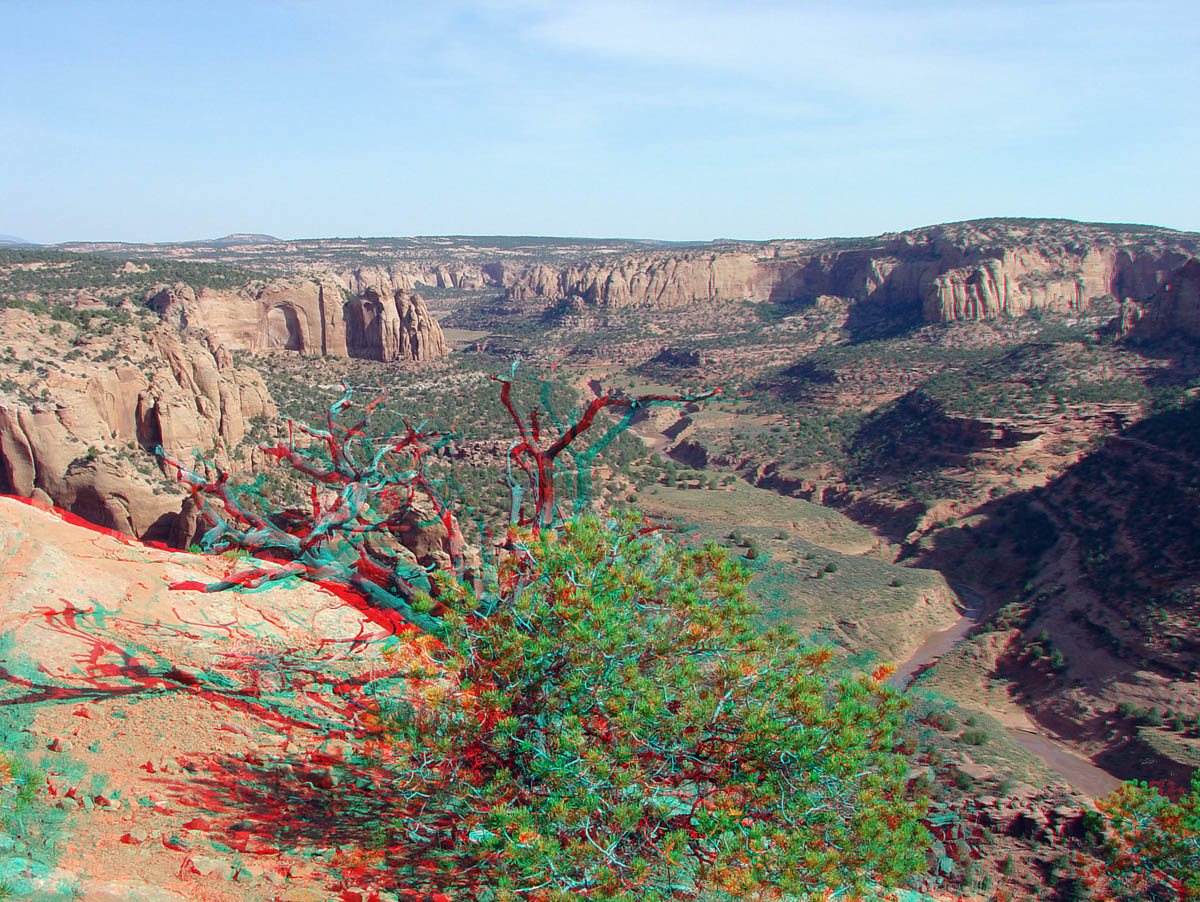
344, 287, 449, 362
137, 329, 276, 459
342, 263, 491, 295
501, 251, 771, 310
149, 275, 448, 363
489, 221, 1200, 331
0, 316, 275, 543
148, 277, 347, 355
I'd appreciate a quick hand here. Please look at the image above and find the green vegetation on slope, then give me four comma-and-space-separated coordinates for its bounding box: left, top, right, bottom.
0, 247, 266, 309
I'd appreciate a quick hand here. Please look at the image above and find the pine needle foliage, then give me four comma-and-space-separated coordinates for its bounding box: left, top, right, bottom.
1094, 772, 1200, 901
166, 374, 930, 900
377, 514, 929, 900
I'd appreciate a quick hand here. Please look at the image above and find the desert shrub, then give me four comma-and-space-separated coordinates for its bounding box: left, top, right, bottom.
958, 728, 990, 746
0, 748, 71, 898
170, 377, 933, 900
1094, 773, 1200, 900
926, 710, 958, 732
374, 516, 930, 899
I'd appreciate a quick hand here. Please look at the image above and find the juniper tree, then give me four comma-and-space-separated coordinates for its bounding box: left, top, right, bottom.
162, 370, 930, 900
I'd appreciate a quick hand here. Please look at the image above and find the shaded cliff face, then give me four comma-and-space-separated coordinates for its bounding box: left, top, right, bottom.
344, 287, 449, 363
1118, 258, 1200, 341
487, 220, 1200, 333
150, 276, 449, 363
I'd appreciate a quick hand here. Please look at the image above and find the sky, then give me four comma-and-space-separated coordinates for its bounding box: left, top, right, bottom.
2, 0, 1198, 244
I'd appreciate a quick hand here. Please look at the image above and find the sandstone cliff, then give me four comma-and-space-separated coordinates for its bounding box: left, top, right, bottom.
149, 275, 448, 363
344, 287, 449, 362
342, 262, 491, 295
0, 314, 275, 543
501, 251, 773, 310
489, 221, 1200, 331
1116, 257, 1200, 341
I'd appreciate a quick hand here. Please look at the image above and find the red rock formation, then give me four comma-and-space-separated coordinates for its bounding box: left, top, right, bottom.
0, 327, 275, 543
491, 221, 1200, 328
502, 251, 771, 310
150, 275, 448, 363
343, 287, 449, 363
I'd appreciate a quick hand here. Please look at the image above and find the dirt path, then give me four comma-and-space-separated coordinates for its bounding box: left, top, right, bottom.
888, 582, 1122, 800
889, 585, 987, 690
1006, 728, 1120, 799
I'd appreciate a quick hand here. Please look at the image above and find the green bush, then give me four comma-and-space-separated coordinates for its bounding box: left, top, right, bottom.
1096, 773, 1200, 900
926, 710, 958, 732
0, 747, 71, 899
173, 378, 934, 900
958, 728, 990, 746
374, 516, 931, 899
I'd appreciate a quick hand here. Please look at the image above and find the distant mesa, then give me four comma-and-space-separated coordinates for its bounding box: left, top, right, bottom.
0, 234, 35, 246
191, 233, 282, 248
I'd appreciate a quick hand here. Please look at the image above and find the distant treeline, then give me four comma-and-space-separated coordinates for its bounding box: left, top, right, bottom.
0, 247, 265, 307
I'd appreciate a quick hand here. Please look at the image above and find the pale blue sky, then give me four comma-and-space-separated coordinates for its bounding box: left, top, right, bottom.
3, 0, 1197, 244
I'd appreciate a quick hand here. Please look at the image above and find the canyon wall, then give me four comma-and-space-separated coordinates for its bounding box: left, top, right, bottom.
1118, 258, 1200, 341
499, 251, 774, 310
479, 222, 1200, 331
149, 276, 448, 363
344, 287, 449, 362
342, 263, 491, 295
0, 326, 274, 543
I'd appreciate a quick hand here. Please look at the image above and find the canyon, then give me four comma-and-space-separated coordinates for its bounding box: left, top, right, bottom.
3, 216, 1199, 900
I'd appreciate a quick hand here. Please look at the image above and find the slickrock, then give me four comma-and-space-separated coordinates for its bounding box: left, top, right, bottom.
0, 319, 274, 542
